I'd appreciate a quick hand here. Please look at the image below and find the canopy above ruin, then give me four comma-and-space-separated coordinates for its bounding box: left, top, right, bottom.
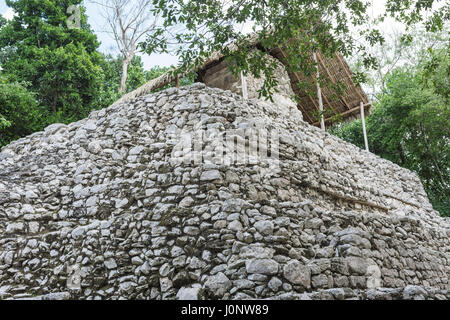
114, 35, 371, 128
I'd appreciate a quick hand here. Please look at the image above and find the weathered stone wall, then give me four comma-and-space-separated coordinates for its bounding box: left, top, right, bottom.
0, 84, 448, 300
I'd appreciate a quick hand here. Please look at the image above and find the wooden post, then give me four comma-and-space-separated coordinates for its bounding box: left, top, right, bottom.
240, 71, 248, 100
360, 101, 369, 152
313, 52, 325, 131
175, 76, 180, 88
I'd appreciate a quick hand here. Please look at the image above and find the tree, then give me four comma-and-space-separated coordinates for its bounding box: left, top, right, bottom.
95, 54, 195, 109
143, 65, 196, 91
90, 0, 160, 93
143, 0, 448, 100
0, 0, 104, 124
349, 27, 448, 100
0, 76, 42, 147
96, 54, 151, 109
331, 48, 449, 216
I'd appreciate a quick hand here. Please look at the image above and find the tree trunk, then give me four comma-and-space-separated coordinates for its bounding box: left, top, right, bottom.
397, 143, 406, 166
52, 91, 58, 113
119, 55, 132, 93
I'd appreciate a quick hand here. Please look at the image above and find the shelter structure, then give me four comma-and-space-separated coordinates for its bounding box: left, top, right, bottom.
114, 35, 372, 151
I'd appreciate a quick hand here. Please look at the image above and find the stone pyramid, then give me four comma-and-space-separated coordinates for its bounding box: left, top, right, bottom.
0, 83, 448, 300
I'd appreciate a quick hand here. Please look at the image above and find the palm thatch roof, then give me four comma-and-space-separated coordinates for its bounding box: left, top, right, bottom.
270, 48, 371, 125
113, 35, 371, 127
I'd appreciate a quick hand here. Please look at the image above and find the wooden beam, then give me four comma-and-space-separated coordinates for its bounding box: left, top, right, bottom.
299, 102, 316, 124
335, 52, 367, 103
278, 48, 316, 124
285, 67, 321, 113
291, 87, 315, 124
313, 52, 325, 131
360, 101, 369, 152
296, 99, 315, 124
279, 50, 320, 113
314, 86, 337, 116
290, 84, 316, 124
316, 52, 352, 111
321, 91, 337, 115
310, 56, 337, 116
302, 81, 322, 111
240, 71, 248, 100
292, 69, 330, 123
313, 103, 371, 126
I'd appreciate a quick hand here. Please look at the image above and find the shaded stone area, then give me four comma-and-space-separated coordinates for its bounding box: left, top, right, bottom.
200, 51, 302, 122
0, 84, 448, 300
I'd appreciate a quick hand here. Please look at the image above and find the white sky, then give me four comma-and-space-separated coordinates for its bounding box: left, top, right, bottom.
2, 7, 13, 20
81, 1, 179, 69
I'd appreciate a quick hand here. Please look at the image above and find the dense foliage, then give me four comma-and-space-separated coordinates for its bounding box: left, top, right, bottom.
0, 76, 41, 146
96, 54, 153, 110
0, 1, 172, 146
331, 49, 449, 216
0, 0, 104, 124
144, 0, 448, 101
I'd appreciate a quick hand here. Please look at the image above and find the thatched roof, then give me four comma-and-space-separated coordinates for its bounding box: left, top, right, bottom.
269, 48, 371, 125
113, 36, 371, 127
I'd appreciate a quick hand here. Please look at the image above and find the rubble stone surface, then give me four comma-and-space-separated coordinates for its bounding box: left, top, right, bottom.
0, 84, 448, 300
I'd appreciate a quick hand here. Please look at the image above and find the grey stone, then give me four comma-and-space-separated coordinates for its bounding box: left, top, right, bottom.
21, 204, 34, 215
159, 263, 171, 277
4, 251, 14, 265
88, 141, 102, 154
254, 220, 274, 235
305, 218, 323, 229
129, 146, 145, 155
246, 259, 279, 275
261, 206, 277, 217
184, 226, 200, 236
120, 282, 137, 294
346, 257, 368, 275
25, 190, 38, 200
71, 226, 85, 239
268, 277, 283, 292
160, 278, 173, 292
179, 196, 194, 207
177, 286, 202, 300
104, 258, 117, 270
234, 279, 255, 289
131, 256, 143, 265
240, 245, 275, 259
200, 170, 221, 181
403, 285, 428, 300
6, 222, 24, 233
228, 220, 243, 231
204, 272, 231, 297
116, 198, 129, 208
311, 274, 329, 289
82, 121, 97, 131
283, 261, 311, 288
